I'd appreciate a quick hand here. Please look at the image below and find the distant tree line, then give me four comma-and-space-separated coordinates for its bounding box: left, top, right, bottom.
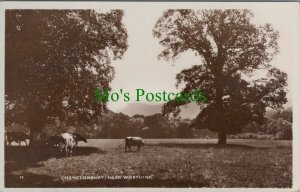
40, 111, 196, 139
40, 108, 292, 140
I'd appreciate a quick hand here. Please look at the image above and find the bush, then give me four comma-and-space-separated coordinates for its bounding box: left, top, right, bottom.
275, 128, 292, 140
236, 133, 258, 139
257, 135, 274, 140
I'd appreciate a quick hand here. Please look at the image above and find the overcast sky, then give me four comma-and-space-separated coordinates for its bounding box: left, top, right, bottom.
105, 5, 296, 112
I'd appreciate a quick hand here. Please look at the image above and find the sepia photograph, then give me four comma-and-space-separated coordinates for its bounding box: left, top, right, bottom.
1, 1, 300, 190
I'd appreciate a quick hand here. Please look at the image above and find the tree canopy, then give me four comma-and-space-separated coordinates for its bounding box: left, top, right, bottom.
5, 10, 128, 131
153, 9, 287, 144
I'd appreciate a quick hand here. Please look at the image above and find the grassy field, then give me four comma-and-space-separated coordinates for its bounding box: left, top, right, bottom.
5, 139, 292, 188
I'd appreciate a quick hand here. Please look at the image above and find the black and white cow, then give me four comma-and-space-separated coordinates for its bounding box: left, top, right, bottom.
124, 137, 145, 152
61, 133, 77, 156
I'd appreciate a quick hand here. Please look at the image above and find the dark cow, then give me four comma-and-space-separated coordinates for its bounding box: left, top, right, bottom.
5, 132, 30, 146
124, 137, 145, 152
47, 135, 66, 147
30, 132, 47, 148
71, 133, 87, 146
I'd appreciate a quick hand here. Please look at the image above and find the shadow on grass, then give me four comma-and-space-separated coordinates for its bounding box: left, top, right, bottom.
154, 143, 258, 149
5, 146, 105, 173
5, 172, 209, 188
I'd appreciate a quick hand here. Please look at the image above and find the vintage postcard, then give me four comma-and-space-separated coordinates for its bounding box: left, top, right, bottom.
0, 1, 299, 191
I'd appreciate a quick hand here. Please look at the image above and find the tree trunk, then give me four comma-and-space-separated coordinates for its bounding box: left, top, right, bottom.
29, 128, 38, 147
218, 131, 227, 145
30, 129, 48, 148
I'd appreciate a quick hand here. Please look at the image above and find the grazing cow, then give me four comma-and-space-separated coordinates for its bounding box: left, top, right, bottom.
5, 132, 30, 146
71, 133, 87, 146
47, 135, 66, 147
61, 133, 77, 156
124, 137, 145, 152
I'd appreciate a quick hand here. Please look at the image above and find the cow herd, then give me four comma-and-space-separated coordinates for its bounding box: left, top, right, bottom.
5, 132, 88, 156
5, 131, 146, 156
5, 132, 30, 146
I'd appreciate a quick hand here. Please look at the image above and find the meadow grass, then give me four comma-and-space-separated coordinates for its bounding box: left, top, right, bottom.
5, 139, 292, 188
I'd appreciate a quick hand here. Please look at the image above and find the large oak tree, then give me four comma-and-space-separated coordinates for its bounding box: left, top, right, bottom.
153, 9, 287, 144
5, 10, 128, 135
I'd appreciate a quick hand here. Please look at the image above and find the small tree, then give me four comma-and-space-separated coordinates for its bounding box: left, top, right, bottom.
272, 108, 292, 123
153, 10, 287, 144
